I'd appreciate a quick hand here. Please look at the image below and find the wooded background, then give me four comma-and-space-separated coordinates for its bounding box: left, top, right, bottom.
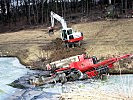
0, 0, 133, 27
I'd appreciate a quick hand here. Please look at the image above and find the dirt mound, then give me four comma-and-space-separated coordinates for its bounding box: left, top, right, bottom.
50, 47, 86, 62
41, 38, 86, 62
41, 38, 64, 51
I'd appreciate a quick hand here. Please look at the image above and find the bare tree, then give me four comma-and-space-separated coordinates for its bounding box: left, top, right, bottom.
28, 0, 31, 24
0, 0, 132, 30
41, 0, 44, 24
36, 0, 39, 23
125, 0, 127, 15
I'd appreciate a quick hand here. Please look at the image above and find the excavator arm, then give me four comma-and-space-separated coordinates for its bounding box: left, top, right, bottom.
50, 11, 67, 30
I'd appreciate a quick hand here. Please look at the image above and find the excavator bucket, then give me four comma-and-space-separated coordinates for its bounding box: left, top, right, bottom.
48, 27, 54, 35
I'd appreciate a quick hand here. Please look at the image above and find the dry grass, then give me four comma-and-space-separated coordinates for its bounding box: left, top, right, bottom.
0, 28, 58, 65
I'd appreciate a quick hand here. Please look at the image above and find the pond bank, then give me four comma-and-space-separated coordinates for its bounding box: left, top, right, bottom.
1, 54, 133, 74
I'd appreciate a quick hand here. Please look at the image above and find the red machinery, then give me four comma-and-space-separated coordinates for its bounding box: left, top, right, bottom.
54, 54, 132, 81
28, 54, 132, 86
11, 54, 132, 87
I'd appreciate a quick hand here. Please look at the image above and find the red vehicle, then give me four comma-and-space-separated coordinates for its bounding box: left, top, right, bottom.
29, 54, 132, 85
54, 54, 132, 82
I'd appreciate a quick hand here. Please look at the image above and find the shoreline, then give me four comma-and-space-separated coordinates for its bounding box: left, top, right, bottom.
0, 55, 133, 74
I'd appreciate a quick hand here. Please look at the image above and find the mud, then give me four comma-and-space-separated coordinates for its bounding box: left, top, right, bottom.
41, 38, 86, 62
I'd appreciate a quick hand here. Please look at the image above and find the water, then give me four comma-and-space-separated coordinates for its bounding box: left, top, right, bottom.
42, 75, 133, 98
97, 75, 133, 97
0, 57, 133, 99
0, 57, 30, 99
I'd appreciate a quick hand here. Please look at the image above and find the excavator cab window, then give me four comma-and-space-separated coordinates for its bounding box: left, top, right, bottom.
92, 56, 98, 64
67, 29, 72, 35
62, 30, 67, 40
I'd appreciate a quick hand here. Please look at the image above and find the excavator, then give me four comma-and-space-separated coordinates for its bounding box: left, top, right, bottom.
28, 54, 133, 86
11, 54, 132, 87
49, 11, 83, 47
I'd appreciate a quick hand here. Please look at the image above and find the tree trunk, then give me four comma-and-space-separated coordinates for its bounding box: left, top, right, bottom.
28, 0, 31, 25
35, 0, 38, 24
63, 0, 66, 18
81, 0, 84, 14
55, 0, 58, 13
1, 0, 6, 24
109, 0, 111, 4
41, 0, 44, 24
124, 0, 127, 17
121, 0, 123, 14
61, 0, 64, 17
86, 0, 89, 15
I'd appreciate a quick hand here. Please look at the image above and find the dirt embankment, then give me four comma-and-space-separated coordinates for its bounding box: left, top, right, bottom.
72, 19, 133, 56
41, 38, 86, 61
0, 18, 133, 71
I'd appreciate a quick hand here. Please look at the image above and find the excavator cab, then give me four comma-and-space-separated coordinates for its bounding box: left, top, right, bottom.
61, 28, 74, 41
61, 28, 83, 47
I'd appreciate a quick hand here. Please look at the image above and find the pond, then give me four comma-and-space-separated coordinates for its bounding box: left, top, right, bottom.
0, 57, 31, 99
0, 57, 133, 99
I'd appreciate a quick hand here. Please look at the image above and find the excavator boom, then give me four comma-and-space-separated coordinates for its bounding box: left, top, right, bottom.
51, 11, 67, 29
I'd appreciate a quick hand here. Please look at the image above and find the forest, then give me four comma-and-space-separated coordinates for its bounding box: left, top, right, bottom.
0, 0, 133, 32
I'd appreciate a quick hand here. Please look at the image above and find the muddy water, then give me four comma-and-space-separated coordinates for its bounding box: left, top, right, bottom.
0, 57, 31, 99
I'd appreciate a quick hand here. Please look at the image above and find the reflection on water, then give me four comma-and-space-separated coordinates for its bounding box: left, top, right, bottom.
0, 57, 30, 99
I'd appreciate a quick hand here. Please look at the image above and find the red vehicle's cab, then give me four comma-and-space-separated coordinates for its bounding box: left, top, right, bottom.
69, 54, 98, 72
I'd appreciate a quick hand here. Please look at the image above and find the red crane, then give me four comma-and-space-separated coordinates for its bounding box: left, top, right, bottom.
29, 54, 132, 86
55, 54, 132, 80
